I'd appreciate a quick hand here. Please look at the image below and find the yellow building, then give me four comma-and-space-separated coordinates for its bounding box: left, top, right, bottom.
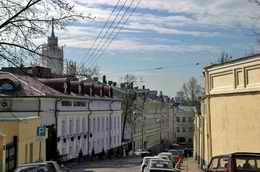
0, 112, 46, 172
194, 54, 260, 166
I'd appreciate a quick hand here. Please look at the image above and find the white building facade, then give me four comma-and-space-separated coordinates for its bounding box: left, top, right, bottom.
0, 72, 122, 161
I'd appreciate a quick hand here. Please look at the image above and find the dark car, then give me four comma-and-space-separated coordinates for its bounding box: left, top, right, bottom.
205, 152, 260, 172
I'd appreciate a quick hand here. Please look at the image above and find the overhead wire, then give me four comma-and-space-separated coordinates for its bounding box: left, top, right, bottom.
79, 0, 123, 66
86, 0, 139, 68
82, 0, 130, 66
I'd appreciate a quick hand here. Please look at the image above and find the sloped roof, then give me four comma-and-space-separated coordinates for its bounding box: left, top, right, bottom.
0, 72, 66, 96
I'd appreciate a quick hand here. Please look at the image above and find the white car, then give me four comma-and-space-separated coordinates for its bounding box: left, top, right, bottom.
144, 159, 175, 172
141, 156, 161, 172
15, 161, 67, 172
135, 149, 151, 157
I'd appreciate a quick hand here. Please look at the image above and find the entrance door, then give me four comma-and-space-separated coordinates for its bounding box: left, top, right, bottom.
5, 136, 17, 172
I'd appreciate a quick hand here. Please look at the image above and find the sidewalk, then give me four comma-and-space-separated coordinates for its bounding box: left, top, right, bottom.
181, 158, 203, 172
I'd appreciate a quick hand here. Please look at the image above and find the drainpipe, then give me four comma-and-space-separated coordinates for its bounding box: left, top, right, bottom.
54, 98, 62, 160
37, 97, 41, 117
87, 100, 93, 158
109, 101, 114, 152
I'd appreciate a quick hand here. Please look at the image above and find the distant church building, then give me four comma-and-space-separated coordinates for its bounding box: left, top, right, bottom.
42, 19, 64, 75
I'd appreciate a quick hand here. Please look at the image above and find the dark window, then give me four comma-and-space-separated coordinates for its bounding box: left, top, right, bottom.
63, 138, 66, 143
182, 117, 186, 122
78, 136, 81, 140
71, 137, 74, 141
61, 101, 72, 106
182, 127, 186, 132
177, 127, 180, 132
73, 101, 86, 107
176, 117, 180, 122
177, 137, 186, 143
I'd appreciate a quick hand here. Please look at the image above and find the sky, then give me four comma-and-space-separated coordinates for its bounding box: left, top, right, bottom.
52, 0, 260, 97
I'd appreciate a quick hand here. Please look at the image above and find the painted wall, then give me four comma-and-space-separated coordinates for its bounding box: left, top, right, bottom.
0, 117, 45, 169
195, 54, 260, 167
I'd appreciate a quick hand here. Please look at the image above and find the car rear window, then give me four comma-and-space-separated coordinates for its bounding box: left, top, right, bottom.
235, 156, 260, 171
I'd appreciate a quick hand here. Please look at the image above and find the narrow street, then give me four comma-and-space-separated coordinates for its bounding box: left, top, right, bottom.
65, 156, 203, 172
66, 156, 142, 172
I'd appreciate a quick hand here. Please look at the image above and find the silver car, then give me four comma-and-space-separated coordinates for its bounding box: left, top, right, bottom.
15, 161, 66, 172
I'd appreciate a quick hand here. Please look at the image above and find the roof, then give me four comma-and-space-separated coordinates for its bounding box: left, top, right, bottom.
0, 112, 38, 121
204, 53, 260, 70
176, 105, 196, 113
0, 72, 66, 96
0, 72, 121, 101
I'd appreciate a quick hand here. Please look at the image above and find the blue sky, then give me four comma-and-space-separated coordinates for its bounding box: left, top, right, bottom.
54, 0, 260, 97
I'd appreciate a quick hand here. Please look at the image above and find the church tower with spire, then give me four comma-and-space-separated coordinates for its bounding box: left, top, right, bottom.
41, 18, 64, 75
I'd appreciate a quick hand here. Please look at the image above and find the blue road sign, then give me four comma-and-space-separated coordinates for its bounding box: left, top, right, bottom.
37, 127, 45, 137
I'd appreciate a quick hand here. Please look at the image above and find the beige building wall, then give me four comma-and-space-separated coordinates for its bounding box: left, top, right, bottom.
195, 54, 260, 166
0, 115, 46, 171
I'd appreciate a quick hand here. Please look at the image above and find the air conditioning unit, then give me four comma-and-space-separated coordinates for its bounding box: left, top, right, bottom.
0, 100, 11, 111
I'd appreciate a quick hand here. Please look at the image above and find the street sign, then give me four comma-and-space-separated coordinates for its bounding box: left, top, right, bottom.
37, 127, 46, 137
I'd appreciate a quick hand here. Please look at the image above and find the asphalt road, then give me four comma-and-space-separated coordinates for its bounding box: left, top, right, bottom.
66, 156, 142, 172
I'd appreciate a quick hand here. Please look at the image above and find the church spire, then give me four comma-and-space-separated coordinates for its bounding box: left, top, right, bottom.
51, 18, 55, 38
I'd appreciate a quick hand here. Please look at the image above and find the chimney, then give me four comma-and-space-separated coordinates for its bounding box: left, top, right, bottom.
64, 79, 71, 94
93, 77, 98, 82
100, 86, 103, 97
108, 86, 111, 97
110, 87, 113, 98
102, 75, 107, 84
90, 84, 94, 96
108, 81, 113, 86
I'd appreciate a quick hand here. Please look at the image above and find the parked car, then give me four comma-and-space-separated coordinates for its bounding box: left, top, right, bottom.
158, 152, 176, 166
144, 159, 176, 172
15, 161, 67, 172
135, 149, 151, 157
141, 156, 162, 172
204, 152, 260, 172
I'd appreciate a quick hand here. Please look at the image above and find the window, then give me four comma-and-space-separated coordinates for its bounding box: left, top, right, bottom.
177, 127, 180, 132
69, 119, 73, 134
182, 117, 186, 122
106, 117, 109, 130
101, 117, 104, 131
93, 118, 96, 132
209, 158, 219, 169
118, 116, 120, 129
177, 137, 185, 143
176, 117, 180, 122
61, 120, 66, 136
219, 157, 229, 169
188, 117, 193, 122
73, 101, 86, 107
97, 117, 100, 132
82, 118, 86, 132
189, 127, 193, 132
188, 138, 192, 143
182, 127, 186, 132
61, 101, 72, 106
76, 118, 80, 133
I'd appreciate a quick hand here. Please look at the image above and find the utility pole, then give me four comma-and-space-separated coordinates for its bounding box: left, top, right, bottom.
141, 87, 146, 150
